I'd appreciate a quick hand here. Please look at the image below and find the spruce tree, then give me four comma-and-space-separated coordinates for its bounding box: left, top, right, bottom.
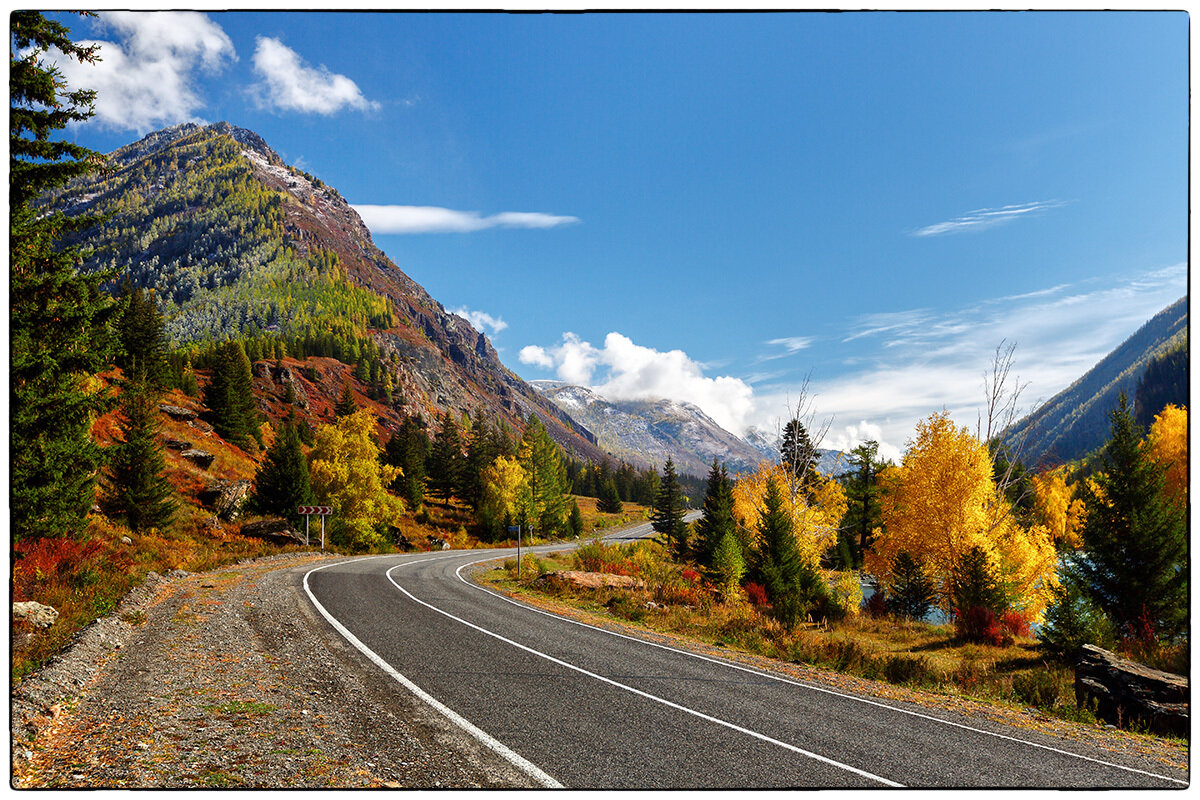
428, 414, 464, 504
780, 419, 819, 485
518, 416, 569, 536
597, 477, 623, 514
204, 340, 258, 449
11, 12, 116, 541
1075, 394, 1187, 642
335, 379, 357, 417
116, 284, 170, 388
247, 422, 315, 527
757, 474, 824, 629
886, 550, 935, 620
568, 499, 585, 538
841, 440, 884, 566
106, 381, 176, 532
694, 459, 737, 571
651, 458, 689, 558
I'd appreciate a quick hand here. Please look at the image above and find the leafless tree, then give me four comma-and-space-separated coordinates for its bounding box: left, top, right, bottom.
976, 340, 1033, 528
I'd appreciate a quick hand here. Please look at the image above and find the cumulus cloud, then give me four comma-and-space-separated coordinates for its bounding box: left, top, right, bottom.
912, 200, 1066, 237
251, 36, 378, 115
45, 11, 235, 133
519, 332, 756, 435
451, 307, 507, 335
352, 204, 580, 234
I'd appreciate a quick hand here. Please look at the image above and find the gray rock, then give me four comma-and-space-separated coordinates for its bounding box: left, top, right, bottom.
1075, 644, 1188, 737
186, 418, 215, 434
181, 449, 215, 469
13, 601, 59, 628
239, 519, 305, 547
162, 438, 192, 451
121, 535, 133, 545
200, 479, 252, 521
158, 404, 197, 421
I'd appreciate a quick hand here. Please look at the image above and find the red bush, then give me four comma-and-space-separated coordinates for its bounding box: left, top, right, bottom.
744, 581, 769, 607
12, 536, 105, 601
1000, 610, 1030, 639
681, 568, 701, 585
864, 591, 888, 618
955, 606, 1005, 646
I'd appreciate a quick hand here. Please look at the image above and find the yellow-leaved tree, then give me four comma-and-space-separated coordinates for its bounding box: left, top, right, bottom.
479, 455, 532, 541
865, 411, 1058, 620
1030, 466, 1086, 549
309, 410, 404, 551
1145, 404, 1187, 511
731, 461, 847, 568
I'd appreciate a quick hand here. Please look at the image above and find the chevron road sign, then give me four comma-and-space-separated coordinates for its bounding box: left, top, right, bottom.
297, 506, 333, 548
297, 506, 332, 515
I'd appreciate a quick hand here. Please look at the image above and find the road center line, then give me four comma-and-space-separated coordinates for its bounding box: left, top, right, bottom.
450, 555, 1186, 787
384, 559, 903, 787
301, 558, 562, 788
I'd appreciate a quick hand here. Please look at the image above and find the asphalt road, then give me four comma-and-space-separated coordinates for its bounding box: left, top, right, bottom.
302, 522, 1187, 789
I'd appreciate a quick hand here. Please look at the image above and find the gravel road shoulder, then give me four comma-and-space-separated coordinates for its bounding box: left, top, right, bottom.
12, 553, 536, 789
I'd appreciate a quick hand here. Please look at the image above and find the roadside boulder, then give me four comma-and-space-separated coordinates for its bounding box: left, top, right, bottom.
1075, 644, 1188, 737
158, 404, 197, 421
536, 570, 644, 591
200, 479, 252, 521
239, 519, 305, 547
13, 601, 58, 628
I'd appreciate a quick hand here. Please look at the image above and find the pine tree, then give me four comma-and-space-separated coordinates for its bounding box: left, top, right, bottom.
597, 477, 623, 514
694, 459, 737, 571
11, 12, 116, 541
651, 458, 689, 558
841, 440, 884, 566
886, 551, 935, 620
1075, 395, 1187, 642
335, 379, 357, 417
428, 414, 464, 504
203, 340, 258, 449
518, 416, 569, 536
757, 474, 824, 629
106, 382, 176, 532
780, 419, 819, 486
568, 499, 585, 538
247, 422, 315, 527
116, 284, 170, 388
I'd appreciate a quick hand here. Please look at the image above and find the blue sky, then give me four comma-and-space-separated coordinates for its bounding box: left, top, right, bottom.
46, 10, 1188, 460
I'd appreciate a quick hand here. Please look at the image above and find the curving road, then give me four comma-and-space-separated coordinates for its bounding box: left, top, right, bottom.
301, 523, 1187, 789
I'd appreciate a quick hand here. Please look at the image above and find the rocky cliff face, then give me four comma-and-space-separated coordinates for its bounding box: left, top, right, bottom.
54, 122, 603, 459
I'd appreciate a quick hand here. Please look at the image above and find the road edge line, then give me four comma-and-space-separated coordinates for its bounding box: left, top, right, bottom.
301, 558, 563, 789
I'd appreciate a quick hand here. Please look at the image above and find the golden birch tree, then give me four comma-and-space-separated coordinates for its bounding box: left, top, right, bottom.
1145, 404, 1187, 511
732, 461, 847, 569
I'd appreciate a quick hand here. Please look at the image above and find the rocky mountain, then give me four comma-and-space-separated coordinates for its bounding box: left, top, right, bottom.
50, 122, 605, 458
1003, 296, 1188, 468
532, 382, 848, 478
744, 425, 848, 477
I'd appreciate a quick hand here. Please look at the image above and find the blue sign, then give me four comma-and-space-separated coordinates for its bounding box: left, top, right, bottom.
507, 525, 519, 532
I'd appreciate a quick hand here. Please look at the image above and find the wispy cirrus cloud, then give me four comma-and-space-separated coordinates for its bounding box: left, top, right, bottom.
451, 307, 507, 335
251, 36, 378, 115
912, 200, 1066, 237
353, 204, 580, 234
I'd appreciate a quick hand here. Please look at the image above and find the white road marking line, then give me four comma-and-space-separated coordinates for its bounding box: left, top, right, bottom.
301, 558, 562, 788
450, 555, 1187, 787
384, 560, 902, 787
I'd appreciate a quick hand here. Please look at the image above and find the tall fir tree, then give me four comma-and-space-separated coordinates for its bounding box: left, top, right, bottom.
518, 416, 569, 536
116, 284, 170, 388
840, 440, 885, 567
428, 414, 464, 504
757, 474, 824, 629
247, 422, 315, 528
384, 413, 429, 510
11, 12, 117, 541
651, 458, 689, 558
780, 419, 819, 486
693, 459, 737, 571
105, 381, 176, 532
203, 340, 259, 449
1075, 394, 1187, 642
334, 379, 357, 417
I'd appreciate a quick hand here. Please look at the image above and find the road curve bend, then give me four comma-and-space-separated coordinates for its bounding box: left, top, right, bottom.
302, 532, 1187, 789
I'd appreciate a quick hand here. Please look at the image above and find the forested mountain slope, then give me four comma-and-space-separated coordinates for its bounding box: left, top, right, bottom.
1003, 296, 1187, 467
49, 122, 603, 457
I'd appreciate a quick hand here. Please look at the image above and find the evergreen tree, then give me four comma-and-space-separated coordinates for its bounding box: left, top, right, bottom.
1075, 394, 1187, 642
694, 459, 738, 571
568, 499, 585, 538
247, 422, 315, 527
428, 414, 464, 504
651, 458, 689, 558
335, 379, 357, 417
11, 12, 116, 541
464, 416, 512, 509
840, 440, 884, 566
886, 551, 936, 620
203, 340, 258, 449
949, 545, 1009, 618
518, 416, 569, 536
116, 284, 170, 388
757, 475, 825, 629
712, 530, 747, 601
597, 477, 623, 514
106, 381, 176, 532
780, 419, 819, 486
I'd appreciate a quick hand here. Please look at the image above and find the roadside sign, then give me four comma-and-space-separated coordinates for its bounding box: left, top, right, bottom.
297, 506, 333, 549
297, 505, 332, 515
507, 525, 519, 532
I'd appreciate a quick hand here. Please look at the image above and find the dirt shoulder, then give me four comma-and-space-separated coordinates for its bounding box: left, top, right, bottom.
12, 553, 535, 789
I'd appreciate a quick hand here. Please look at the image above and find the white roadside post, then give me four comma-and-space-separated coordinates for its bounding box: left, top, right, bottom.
508, 524, 521, 578
297, 506, 333, 549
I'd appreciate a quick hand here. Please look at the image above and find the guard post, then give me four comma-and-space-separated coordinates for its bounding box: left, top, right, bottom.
508, 525, 521, 578
298, 505, 333, 549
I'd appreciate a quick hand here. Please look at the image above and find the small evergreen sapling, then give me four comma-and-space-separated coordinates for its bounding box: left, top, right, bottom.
886, 550, 936, 621
106, 382, 176, 532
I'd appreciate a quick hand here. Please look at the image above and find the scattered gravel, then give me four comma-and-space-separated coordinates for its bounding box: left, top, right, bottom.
12, 553, 536, 788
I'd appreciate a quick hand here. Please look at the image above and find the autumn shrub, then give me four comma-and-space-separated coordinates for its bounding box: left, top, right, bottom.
882, 653, 937, 687
1012, 669, 1061, 709
829, 570, 863, 618
956, 606, 1005, 646
681, 568, 701, 585
744, 581, 769, 607
1000, 611, 1030, 639
605, 593, 647, 623
864, 591, 888, 618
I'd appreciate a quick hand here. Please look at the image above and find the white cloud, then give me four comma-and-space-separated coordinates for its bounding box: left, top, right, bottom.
912, 200, 1066, 237
46, 11, 235, 134
746, 263, 1188, 462
758, 336, 815, 361
251, 36, 379, 115
519, 332, 756, 435
353, 204, 580, 234
451, 307, 507, 335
